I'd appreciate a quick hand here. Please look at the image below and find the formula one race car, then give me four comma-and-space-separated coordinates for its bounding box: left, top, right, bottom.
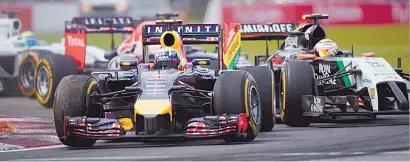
254, 14, 409, 127
30, 16, 137, 108
106, 14, 251, 71
0, 11, 108, 97
53, 20, 272, 147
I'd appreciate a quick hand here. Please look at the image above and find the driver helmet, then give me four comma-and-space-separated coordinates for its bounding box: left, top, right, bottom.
314, 39, 338, 57
154, 47, 180, 69
21, 31, 37, 47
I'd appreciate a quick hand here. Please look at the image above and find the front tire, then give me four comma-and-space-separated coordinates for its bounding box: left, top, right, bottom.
213, 71, 262, 142
53, 75, 104, 147
240, 66, 274, 132
279, 61, 315, 127
34, 55, 78, 108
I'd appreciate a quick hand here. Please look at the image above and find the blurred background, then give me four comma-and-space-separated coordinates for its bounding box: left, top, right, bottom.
1, 0, 408, 71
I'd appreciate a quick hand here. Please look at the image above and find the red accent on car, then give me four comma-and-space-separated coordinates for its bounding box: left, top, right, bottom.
237, 113, 248, 133
272, 55, 283, 64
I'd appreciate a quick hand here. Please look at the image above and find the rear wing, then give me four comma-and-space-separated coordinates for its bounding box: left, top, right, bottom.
142, 24, 220, 45
240, 23, 300, 40
64, 17, 137, 69
239, 23, 300, 66
67, 17, 135, 33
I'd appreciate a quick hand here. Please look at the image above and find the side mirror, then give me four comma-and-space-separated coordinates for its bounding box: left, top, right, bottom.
254, 56, 266, 66
192, 59, 211, 66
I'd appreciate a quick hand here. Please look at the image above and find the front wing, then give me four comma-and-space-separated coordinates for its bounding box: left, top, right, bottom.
302, 95, 409, 118
63, 113, 248, 140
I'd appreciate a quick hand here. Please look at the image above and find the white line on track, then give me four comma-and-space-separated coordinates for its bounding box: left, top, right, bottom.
12, 151, 410, 161
0, 145, 65, 153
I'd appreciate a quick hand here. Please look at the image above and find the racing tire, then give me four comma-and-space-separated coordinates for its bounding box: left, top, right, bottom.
240, 66, 275, 132
53, 75, 104, 147
17, 51, 53, 98
280, 61, 315, 127
213, 70, 262, 142
34, 55, 78, 108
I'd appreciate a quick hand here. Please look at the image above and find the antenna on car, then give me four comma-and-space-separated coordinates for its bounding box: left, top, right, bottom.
351, 44, 354, 56
265, 35, 269, 61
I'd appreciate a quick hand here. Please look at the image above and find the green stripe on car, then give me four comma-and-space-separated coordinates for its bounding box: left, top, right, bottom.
336, 59, 352, 87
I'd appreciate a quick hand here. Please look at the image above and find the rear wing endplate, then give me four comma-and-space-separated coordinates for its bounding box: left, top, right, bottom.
142, 24, 220, 45
63, 17, 137, 69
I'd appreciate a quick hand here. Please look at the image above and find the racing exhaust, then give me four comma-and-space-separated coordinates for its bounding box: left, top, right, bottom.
160, 31, 183, 51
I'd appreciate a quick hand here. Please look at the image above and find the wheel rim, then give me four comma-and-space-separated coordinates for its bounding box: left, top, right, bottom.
249, 85, 261, 125
37, 66, 50, 97
20, 61, 36, 89
0, 79, 3, 92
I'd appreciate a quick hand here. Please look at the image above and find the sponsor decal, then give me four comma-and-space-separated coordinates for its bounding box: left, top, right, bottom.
145, 79, 167, 94
362, 78, 372, 84
66, 35, 85, 47
370, 88, 376, 99
200, 75, 213, 80
145, 24, 219, 35
223, 23, 241, 69
316, 63, 336, 85
285, 36, 298, 48
83, 17, 132, 25
365, 60, 385, 68
65, 32, 86, 69
382, 75, 400, 80
374, 72, 398, 76
239, 23, 296, 33
310, 97, 324, 113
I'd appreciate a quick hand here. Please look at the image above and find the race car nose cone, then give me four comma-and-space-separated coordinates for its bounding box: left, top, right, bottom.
134, 100, 172, 119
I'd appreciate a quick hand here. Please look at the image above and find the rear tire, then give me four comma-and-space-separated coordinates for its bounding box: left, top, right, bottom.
280, 61, 315, 127
34, 55, 78, 108
240, 66, 274, 132
53, 75, 104, 147
17, 51, 53, 98
213, 71, 262, 142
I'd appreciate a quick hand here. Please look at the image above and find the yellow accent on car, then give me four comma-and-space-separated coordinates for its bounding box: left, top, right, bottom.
87, 80, 97, 95
134, 100, 172, 121
35, 59, 53, 104
198, 61, 208, 65
118, 118, 133, 131
121, 61, 131, 66
244, 78, 257, 135
280, 71, 286, 120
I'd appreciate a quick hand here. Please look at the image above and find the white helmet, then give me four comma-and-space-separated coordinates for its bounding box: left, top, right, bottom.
314, 39, 338, 57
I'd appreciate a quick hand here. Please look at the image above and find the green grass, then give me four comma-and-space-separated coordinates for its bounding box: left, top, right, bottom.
37, 24, 409, 72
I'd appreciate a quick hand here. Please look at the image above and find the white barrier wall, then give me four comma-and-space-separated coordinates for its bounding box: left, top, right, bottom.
30, 0, 175, 34
32, 2, 80, 34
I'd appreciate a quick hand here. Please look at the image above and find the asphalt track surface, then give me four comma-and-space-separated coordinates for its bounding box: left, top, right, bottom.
0, 97, 409, 161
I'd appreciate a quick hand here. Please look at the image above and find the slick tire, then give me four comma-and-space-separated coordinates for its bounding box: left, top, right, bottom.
240, 66, 275, 132
213, 71, 262, 142
35, 55, 78, 108
53, 75, 104, 147
280, 61, 315, 127
17, 51, 53, 98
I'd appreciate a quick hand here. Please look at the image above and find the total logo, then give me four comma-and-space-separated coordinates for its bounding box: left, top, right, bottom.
67, 36, 85, 47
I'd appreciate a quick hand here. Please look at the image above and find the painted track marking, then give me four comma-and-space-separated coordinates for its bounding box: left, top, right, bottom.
13, 151, 410, 161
